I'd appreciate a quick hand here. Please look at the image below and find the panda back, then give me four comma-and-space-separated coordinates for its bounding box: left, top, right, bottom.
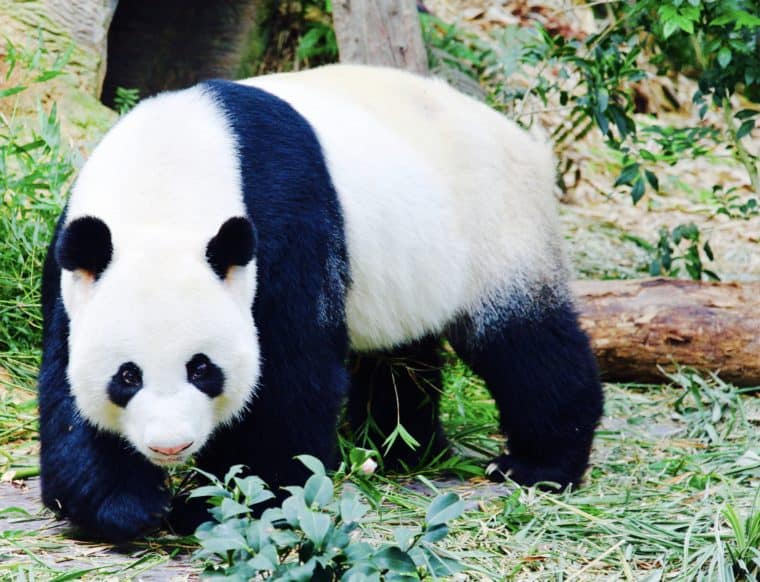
242, 66, 565, 351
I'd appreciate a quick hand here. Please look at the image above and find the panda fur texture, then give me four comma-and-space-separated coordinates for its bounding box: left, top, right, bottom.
39, 65, 603, 541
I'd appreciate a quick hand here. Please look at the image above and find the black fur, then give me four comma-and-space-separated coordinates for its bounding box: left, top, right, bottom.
176, 81, 351, 523
347, 297, 603, 488
55, 216, 113, 279
186, 353, 224, 398
107, 362, 143, 408
205, 216, 256, 279
448, 295, 603, 488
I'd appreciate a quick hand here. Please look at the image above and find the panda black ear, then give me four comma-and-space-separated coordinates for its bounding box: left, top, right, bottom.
205, 216, 257, 279
56, 216, 113, 280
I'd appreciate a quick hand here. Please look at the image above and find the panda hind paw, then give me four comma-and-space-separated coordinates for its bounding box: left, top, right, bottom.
485, 453, 583, 491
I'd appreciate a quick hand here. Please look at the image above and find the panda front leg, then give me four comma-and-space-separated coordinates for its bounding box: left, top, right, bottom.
38, 319, 169, 541
448, 295, 603, 489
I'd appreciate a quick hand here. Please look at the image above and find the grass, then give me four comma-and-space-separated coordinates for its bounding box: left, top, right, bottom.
2, 346, 758, 579
1, 25, 759, 582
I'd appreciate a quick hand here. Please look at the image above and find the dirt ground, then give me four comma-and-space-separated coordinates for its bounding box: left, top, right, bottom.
0, 479, 200, 580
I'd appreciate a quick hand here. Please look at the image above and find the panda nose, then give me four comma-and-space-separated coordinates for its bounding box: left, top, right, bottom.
148, 442, 193, 456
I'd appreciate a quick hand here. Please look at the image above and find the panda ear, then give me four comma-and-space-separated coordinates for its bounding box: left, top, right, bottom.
205, 216, 257, 279
56, 216, 113, 280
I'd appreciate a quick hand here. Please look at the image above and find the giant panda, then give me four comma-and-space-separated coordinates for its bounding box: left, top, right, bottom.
38, 64, 603, 541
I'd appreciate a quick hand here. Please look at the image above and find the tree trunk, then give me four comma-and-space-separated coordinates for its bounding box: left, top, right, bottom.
331, 0, 428, 75
573, 278, 760, 387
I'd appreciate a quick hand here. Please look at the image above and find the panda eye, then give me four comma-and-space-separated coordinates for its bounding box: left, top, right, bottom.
119, 362, 142, 387
108, 362, 143, 407
187, 354, 210, 382
186, 353, 224, 398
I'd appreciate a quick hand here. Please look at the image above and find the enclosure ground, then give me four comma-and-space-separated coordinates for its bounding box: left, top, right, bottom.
1, 0, 759, 579
2, 375, 758, 580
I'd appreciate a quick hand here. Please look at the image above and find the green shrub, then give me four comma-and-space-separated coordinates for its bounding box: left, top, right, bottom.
191, 456, 468, 580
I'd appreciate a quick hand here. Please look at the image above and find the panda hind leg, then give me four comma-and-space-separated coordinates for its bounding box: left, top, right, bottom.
448, 294, 603, 489
347, 335, 449, 471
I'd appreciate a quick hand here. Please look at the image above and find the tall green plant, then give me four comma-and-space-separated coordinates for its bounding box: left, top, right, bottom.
0, 39, 72, 353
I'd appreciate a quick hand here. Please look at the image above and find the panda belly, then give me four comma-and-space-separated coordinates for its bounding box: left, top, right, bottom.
243, 70, 560, 351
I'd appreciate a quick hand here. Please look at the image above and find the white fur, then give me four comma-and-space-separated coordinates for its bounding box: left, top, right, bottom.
243, 65, 566, 350
64, 65, 565, 464
64, 87, 259, 463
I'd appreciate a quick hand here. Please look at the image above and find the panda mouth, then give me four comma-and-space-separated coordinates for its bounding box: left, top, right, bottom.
149, 442, 193, 456
148, 452, 193, 466
147, 441, 195, 465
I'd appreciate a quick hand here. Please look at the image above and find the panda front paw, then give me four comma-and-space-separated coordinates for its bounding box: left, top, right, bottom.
165, 493, 214, 536
69, 486, 171, 542
485, 453, 583, 491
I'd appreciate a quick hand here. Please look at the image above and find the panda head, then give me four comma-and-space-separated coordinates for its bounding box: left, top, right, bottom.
57, 214, 260, 466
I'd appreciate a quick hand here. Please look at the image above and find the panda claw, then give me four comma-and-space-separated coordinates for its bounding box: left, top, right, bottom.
485, 453, 582, 490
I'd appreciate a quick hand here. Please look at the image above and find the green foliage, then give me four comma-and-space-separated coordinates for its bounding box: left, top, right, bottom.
499, 0, 760, 212
419, 14, 491, 92
723, 492, 760, 578
499, 490, 534, 533
297, 1, 338, 65
1, 36, 70, 97
418, 0, 758, 280
638, 0, 760, 198
605, 122, 719, 206
645, 223, 718, 281
343, 350, 494, 479
667, 368, 747, 443
641, 0, 760, 193
113, 87, 140, 115
0, 39, 71, 354
707, 185, 759, 220
192, 457, 468, 580
634, 0, 760, 104
525, 26, 644, 146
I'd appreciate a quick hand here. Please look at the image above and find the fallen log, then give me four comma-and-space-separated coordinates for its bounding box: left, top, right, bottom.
573, 278, 760, 387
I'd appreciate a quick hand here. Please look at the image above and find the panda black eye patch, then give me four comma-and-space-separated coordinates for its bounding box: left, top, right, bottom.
186, 353, 224, 398
108, 362, 143, 407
